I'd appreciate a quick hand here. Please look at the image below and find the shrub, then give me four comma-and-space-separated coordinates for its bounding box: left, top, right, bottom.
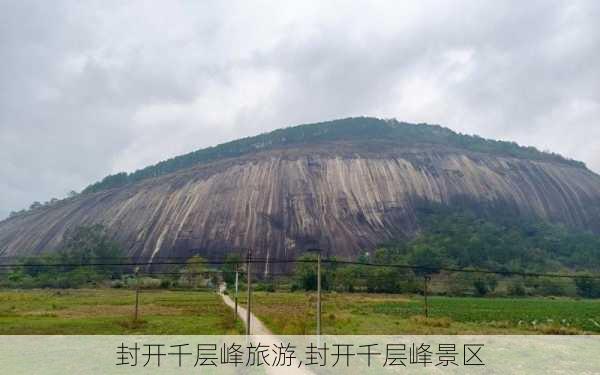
472, 275, 498, 296
159, 279, 172, 289
575, 276, 600, 298
535, 278, 569, 296
111, 280, 124, 288
507, 279, 526, 296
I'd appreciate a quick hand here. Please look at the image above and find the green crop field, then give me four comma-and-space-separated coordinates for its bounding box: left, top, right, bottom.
239, 292, 600, 335
2, 288, 599, 335
0, 289, 243, 334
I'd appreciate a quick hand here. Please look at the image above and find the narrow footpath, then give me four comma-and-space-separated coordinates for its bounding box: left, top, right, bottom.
219, 284, 273, 335
218, 284, 312, 374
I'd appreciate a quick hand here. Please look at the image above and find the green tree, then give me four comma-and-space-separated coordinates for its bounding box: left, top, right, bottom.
292, 254, 332, 291
406, 243, 445, 277
59, 224, 124, 277
182, 255, 207, 288
472, 274, 498, 296
535, 277, 568, 296
332, 265, 361, 292
507, 278, 527, 296
221, 253, 243, 287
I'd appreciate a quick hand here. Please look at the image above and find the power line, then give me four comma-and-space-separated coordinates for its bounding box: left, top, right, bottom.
0, 257, 598, 280
318, 259, 600, 280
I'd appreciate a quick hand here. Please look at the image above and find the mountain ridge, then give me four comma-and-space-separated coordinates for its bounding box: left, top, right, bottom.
2, 146, 600, 260
81, 117, 588, 194
2, 117, 599, 269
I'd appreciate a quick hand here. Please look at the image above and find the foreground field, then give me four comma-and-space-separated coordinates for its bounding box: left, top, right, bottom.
240, 292, 600, 335
2, 289, 599, 335
0, 289, 243, 334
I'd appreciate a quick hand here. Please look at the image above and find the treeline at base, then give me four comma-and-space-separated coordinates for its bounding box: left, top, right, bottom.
2, 202, 600, 299
286, 203, 600, 298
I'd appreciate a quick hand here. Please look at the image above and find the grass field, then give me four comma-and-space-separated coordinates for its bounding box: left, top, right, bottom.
2, 288, 599, 335
240, 292, 600, 335
0, 289, 243, 334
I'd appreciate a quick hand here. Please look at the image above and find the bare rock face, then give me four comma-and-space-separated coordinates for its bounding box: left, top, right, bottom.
2, 138, 600, 272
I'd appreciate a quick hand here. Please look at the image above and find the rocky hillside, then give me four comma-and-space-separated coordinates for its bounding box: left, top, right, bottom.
1, 118, 600, 273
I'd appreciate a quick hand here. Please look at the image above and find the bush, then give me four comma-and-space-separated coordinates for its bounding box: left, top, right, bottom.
473, 279, 489, 296
507, 279, 526, 296
575, 276, 600, 298
292, 254, 332, 291
111, 280, 124, 288
254, 282, 276, 292
159, 279, 172, 289
331, 266, 360, 292
447, 272, 497, 296
535, 278, 569, 296
221, 253, 243, 286
472, 275, 498, 296
365, 268, 418, 294
136, 277, 162, 289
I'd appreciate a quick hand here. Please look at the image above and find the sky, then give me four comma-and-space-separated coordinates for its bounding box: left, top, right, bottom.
1, 0, 599, 219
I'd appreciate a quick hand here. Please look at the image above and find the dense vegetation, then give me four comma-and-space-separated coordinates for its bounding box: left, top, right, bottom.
0, 226, 219, 290
1, 225, 125, 288
82, 117, 586, 194
381, 203, 600, 272
289, 203, 600, 298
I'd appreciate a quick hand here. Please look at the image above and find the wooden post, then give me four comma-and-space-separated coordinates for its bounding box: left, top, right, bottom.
424, 275, 430, 318
246, 249, 252, 336
134, 268, 140, 321
317, 251, 321, 336
234, 264, 239, 321
307, 248, 323, 336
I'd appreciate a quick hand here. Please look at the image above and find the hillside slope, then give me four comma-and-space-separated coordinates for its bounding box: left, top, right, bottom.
81, 117, 586, 194
1, 118, 600, 273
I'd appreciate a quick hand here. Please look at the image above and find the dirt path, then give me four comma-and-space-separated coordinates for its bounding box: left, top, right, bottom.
218, 284, 312, 374
218, 284, 273, 335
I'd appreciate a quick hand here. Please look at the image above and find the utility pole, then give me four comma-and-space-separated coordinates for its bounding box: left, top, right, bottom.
307, 248, 322, 336
424, 275, 430, 318
134, 267, 140, 321
317, 250, 321, 336
234, 263, 239, 321
246, 249, 252, 336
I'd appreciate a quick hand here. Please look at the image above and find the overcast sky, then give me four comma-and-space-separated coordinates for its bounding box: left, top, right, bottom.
1, 1, 599, 219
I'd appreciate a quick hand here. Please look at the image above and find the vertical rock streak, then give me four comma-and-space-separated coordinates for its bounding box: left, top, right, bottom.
1, 145, 599, 262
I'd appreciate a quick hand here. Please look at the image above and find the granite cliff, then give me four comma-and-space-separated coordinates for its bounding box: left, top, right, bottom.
2, 118, 600, 273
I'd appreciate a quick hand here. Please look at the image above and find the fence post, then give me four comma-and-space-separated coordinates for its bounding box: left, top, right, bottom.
246, 249, 252, 336
134, 268, 140, 321
307, 248, 323, 336
234, 264, 239, 321
317, 251, 321, 336
423, 275, 430, 318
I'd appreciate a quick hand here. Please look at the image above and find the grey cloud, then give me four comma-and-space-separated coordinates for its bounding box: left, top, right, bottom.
1, 0, 599, 219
